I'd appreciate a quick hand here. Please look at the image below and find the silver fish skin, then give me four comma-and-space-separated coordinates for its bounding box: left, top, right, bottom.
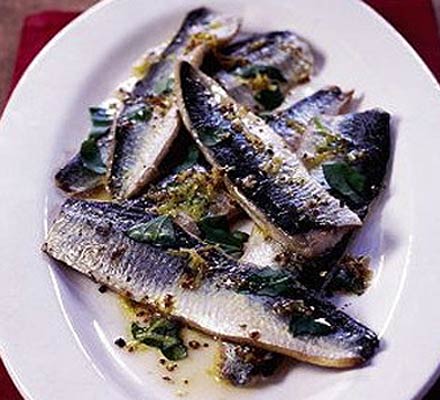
176, 61, 361, 258
214, 31, 313, 112
265, 87, 353, 149
108, 8, 240, 199
43, 198, 378, 368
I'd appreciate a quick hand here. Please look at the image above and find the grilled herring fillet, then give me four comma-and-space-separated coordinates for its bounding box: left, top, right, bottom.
176, 61, 361, 258
214, 31, 313, 112
43, 199, 378, 368
108, 8, 240, 199
266, 87, 353, 150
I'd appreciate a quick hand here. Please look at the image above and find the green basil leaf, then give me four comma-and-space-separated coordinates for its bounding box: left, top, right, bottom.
236, 65, 287, 83
126, 215, 176, 245
80, 137, 107, 174
238, 268, 293, 297
154, 77, 175, 95
322, 162, 366, 204
173, 145, 200, 173
254, 87, 284, 111
131, 319, 188, 361
197, 215, 249, 257
89, 106, 114, 139
289, 315, 334, 337
199, 127, 228, 147
161, 344, 188, 361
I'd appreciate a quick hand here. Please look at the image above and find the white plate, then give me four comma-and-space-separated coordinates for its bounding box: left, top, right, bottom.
1, 0, 440, 399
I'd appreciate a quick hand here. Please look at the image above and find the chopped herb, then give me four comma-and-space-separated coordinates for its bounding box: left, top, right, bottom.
199, 126, 229, 146
89, 106, 114, 138
254, 87, 284, 111
237, 268, 293, 297
323, 162, 367, 204
150, 168, 224, 222
325, 255, 373, 296
197, 215, 249, 258
126, 215, 176, 246
173, 145, 200, 173
154, 77, 175, 95
289, 315, 334, 337
132, 319, 187, 361
236, 65, 287, 83
80, 137, 107, 174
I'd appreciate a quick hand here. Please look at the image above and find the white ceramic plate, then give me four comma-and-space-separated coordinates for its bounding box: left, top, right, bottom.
1, 0, 440, 399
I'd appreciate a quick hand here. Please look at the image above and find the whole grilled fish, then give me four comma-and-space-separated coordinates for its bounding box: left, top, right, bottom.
214, 31, 313, 112
265, 87, 353, 150
43, 198, 378, 367
108, 8, 240, 199
176, 61, 361, 258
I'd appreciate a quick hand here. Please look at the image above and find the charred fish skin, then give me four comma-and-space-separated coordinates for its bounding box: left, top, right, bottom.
214, 31, 314, 112
299, 109, 391, 218
265, 87, 353, 150
177, 61, 361, 257
109, 9, 240, 200
43, 199, 378, 368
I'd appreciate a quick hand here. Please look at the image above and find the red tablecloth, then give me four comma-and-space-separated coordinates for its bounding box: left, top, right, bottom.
1, 1, 440, 399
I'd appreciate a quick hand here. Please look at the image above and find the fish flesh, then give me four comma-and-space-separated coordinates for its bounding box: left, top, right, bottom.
265, 87, 353, 150
108, 8, 240, 199
298, 109, 391, 218
54, 45, 167, 196
176, 61, 361, 258
214, 31, 313, 112
43, 198, 378, 368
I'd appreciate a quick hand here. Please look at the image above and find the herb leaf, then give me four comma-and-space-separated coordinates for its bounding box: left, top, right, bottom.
199, 127, 229, 147
173, 145, 200, 173
126, 215, 176, 245
289, 315, 334, 337
197, 215, 249, 258
131, 319, 188, 361
89, 106, 114, 139
80, 137, 107, 174
236, 65, 287, 83
323, 162, 366, 204
238, 268, 293, 297
254, 87, 284, 111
